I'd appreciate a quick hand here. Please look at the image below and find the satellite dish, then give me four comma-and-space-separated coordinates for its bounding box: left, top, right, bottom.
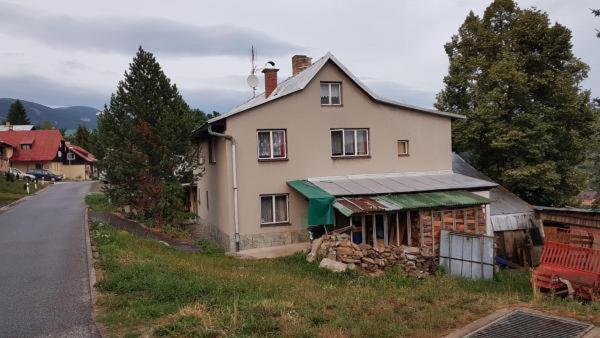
247, 74, 259, 88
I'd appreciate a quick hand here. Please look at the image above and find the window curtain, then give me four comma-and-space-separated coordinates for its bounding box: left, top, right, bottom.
330, 84, 340, 104
261, 196, 273, 223
331, 130, 343, 155
357, 130, 368, 155
320, 84, 329, 104
274, 195, 288, 222
344, 130, 355, 155
258, 132, 271, 158
272, 131, 285, 158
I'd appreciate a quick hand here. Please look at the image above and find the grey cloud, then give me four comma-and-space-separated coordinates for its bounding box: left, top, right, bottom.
0, 2, 298, 57
181, 88, 249, 114
364, 79, 437, 109
0, 73, 245, 114
0, 74, 108, 108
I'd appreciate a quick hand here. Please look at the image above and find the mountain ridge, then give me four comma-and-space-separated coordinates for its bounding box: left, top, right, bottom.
0, 98, 100, 129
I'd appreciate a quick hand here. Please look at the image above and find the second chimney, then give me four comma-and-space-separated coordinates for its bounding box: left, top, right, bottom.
262, 67, 279, 98
292, 55, 312, 75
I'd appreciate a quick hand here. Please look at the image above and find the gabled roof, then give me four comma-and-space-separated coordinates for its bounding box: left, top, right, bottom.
208, 52, 464, 124
67, 142, 96, 162
0, 130, 63, 162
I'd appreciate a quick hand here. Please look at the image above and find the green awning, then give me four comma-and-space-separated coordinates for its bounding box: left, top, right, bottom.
287, 180, 335, 225
333, 190, 491, 217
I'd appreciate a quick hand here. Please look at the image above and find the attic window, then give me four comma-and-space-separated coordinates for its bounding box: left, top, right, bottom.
21, 144, 31, 150
320, 82, 341, 105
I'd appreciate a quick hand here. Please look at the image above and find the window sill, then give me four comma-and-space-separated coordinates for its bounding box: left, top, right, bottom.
398, 154, 410, 157
321, 104, 343, 107
258, 158, 289, 162
260, 221, 291, 227
331, 155, 371, 160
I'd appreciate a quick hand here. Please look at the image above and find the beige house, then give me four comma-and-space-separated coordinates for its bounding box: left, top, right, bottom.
192, 53, 497, 253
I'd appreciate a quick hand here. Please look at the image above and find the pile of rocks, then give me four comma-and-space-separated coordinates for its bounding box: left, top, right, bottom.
307, 233, 436, 277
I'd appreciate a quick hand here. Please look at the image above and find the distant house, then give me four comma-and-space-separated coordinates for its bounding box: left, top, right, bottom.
0, 140, 14, 172
64, 142, 97, 180
0, 129, 96, 180
0, 129, 67, 174
0, 124, 35, 131
576, 190, 598, 207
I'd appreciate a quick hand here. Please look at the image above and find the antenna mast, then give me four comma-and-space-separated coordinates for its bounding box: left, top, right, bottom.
247, 45, 259, 97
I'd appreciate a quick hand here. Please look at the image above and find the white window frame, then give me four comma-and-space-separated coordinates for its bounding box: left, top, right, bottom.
257, 129, 287, 160
397, 140, 409, 156
260, 194, 289, 225
320, 82, 342, 106
67, 152, 76, 161
331, 128, 369, 157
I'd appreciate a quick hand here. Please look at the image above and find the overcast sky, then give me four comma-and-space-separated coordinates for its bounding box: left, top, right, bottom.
0, 0, 598, 112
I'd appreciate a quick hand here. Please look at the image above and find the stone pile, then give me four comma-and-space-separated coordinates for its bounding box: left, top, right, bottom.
307, 233, 436, 277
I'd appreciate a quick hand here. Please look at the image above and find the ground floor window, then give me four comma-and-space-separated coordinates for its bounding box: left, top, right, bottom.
260, 194, 289, 225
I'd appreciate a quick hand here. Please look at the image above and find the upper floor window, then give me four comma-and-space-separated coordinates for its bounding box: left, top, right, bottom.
67, 152, 76, 161
258, 129, 287, 160
21, 144, 31, 150
397, 140, 409, 156
331, 128, 369, 157
320, 82, 341, 105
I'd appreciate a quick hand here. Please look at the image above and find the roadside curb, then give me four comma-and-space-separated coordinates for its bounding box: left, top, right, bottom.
84, 207, 97, 304
84, 206, 104, 337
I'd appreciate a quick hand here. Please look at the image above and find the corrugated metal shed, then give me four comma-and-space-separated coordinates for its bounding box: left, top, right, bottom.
452, 153, 536, 231
308, 171, 497, 197
333, 190, 491, 216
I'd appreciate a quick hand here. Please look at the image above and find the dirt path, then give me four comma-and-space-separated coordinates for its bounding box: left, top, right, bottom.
88, 210, 201, 253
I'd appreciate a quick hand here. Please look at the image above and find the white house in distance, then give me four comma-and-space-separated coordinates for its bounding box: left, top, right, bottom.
191, 53, 497, 256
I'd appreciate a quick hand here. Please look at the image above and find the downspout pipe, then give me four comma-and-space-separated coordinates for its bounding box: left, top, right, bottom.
207, 125, 240, 252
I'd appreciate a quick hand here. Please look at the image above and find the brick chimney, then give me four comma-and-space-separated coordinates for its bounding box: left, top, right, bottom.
262, 67, 279, 98
292, 55, 312, 75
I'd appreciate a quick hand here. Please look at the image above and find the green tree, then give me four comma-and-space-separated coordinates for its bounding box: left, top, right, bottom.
593, 8, 600, 38
97, 47, 202, 223
6, 100, 30, 125
37, 121, 55, 130
73, 125, 90, 148
435, 0, 596, 206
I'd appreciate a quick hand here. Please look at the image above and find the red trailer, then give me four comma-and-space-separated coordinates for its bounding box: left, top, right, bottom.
532, 233, 600, 301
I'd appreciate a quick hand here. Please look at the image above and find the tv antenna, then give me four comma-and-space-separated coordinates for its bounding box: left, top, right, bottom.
246, 45, 259, 97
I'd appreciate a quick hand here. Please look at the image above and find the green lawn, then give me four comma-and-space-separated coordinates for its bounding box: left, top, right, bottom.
89, 220, 600, 338
0, 174, 45, 207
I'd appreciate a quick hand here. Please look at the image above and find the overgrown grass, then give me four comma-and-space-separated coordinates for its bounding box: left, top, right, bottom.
0, 174, 46, 206
86, 192, 115, 212
90, 222, 600, 337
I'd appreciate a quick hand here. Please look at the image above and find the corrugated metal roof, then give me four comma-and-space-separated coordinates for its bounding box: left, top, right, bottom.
452, 153, 533, 216
308, 171, 497, 197
207, 52, 464, 124
333, 190, 491, 216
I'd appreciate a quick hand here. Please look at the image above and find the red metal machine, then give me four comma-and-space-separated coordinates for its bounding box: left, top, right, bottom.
532, 229, 600, 301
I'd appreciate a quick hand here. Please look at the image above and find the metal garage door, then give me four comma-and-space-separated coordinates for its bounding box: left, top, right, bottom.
439, 230, 494, 279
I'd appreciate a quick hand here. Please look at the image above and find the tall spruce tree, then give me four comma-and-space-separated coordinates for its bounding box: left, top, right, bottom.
6, 100, 30, 125
97, 47, 201, 223
436, 0, 595, 206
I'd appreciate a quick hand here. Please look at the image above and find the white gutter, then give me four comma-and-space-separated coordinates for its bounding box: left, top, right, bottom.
207, 125, 240, 251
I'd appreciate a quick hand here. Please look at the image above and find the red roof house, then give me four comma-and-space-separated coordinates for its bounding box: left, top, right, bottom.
0, 130, 66, 173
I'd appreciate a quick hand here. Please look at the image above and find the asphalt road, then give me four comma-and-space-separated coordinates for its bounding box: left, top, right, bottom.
0, 182, 100, 337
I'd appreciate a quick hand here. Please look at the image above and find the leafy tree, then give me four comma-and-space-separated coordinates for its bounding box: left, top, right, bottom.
436, 0, 596, 206
37, 121, 55, 130
97, 47, 202, 224
6, 100, 30, 125
73, 125, 90, 148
